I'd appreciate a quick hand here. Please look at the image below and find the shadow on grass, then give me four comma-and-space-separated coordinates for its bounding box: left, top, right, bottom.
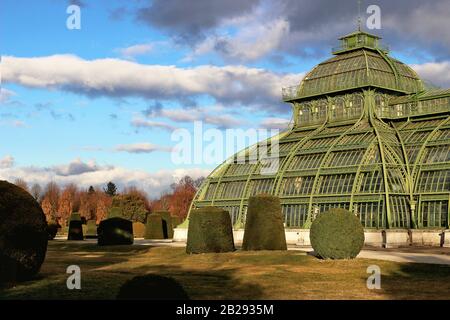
119, 264, 264, 300
0, 241, 155, 299
378, 262, 450, 300
117, 274, 189, 300
0, 242, 265, 300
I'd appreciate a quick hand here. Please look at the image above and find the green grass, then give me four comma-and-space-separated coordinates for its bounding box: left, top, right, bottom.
1, 241, 450, 300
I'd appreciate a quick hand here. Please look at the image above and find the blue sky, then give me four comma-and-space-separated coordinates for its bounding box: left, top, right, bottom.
1, 0, 450, 196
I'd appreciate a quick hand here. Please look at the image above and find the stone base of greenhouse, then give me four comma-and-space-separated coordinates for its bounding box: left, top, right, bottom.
174, 228, 450, 248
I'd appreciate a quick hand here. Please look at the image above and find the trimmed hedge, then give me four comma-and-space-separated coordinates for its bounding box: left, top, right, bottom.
108, 207, 121, 219
186, 206, 235, 254
68, 213, 83, 240
98, 217, 133, 246
157, 211, 173, 239
47, 221, 60, 240
82, 224, 88, 236
117, 275, 189, 300
71, 212, 81, 221
0, 180, 48, 284
310, 208, 364, 259
144, 213, 165, 239
85, 220, 97, 239
242, 194, 287, 251
171, 216, 184, 228
132, 222, 146, 238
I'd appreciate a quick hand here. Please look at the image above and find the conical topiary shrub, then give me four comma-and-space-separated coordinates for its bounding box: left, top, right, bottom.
0, 180, 48, 284
108, 207, 122, 219
132, 222, 146, 238
242, 194, 287, 251
85, 220, 97, 239
97, 217, 133, 246
157, 211, 173, 239
310, 208, 364, 259
144, 213, 165, 239
68, 213, 83, 240
186, 206, 235, 254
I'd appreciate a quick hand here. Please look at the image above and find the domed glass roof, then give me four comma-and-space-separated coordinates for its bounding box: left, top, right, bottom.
188, 29, 450, 231
283, 30, 424, 101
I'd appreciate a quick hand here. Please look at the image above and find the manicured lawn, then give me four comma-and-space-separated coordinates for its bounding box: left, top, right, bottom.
1, 241, 450, 300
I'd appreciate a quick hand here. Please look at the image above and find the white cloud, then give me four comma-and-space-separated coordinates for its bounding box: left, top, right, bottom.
411, 61, 450, 88
131, 118, 177, 131
259, 117, 291, 130
145, 104, 247, 128
0, 155, 14, 169
53, 158, 100, 176
0, 88, 16, 104
114, 143, 172, 154
2, 55, 303, 107
117, 43, 153, 59
0, 158, 210, 197
190, 18, 290, 62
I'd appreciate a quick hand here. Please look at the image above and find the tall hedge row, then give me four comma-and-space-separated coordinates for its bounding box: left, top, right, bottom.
242, 194, 287, 251
132, 222, 146, 238
68, 213, 83, 240
157, 211, 173, 239
186, 207, 235, 254
144, 213, 165, 239
85, 220, 98, 239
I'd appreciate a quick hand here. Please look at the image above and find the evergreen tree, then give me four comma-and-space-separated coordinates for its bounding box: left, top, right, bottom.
104, 181, 117, 197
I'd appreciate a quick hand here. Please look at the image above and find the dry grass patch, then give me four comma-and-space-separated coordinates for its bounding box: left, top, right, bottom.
1, 241, 449, 300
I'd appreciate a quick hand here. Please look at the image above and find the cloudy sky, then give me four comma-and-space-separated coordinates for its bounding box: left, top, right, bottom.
1, 0, 450, 197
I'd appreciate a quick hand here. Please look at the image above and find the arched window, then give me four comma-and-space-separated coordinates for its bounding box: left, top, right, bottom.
317, 99, 327, 121
375, 94, 386, 117
347, 94, 363, 119
298, 103, 312, 125
331, 97, 345, 120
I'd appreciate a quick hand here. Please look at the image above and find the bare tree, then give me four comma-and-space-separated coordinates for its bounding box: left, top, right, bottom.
30, 183, 42, 202
58, 183, 79, 223
14, 178, 29, 192
41, 182, 61, 221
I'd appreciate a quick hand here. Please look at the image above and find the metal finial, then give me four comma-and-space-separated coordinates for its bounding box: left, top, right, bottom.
357, 0, 362, 31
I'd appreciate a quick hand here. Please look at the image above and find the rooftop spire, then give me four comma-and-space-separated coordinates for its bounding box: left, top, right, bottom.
357, 0, 362, 31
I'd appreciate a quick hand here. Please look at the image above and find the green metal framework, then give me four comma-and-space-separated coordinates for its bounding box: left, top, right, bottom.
190, 30, 450, 230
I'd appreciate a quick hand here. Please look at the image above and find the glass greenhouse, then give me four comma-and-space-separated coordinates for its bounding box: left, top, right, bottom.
190, 30, 450, 230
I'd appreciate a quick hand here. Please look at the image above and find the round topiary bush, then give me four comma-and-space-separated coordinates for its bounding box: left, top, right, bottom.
144, 213, 165, 239
117, 274, 189, 300
186, 206, 235, 254
132, 221, 146, 238
68, 213, 83, 240
97, 217, 133, 246
157, 211, 174, 239
47, 221, 60, 240
85, 220, 97, 239
310, 208, 364, 259
242, 194, 287, 251
0, 180, 48, 284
